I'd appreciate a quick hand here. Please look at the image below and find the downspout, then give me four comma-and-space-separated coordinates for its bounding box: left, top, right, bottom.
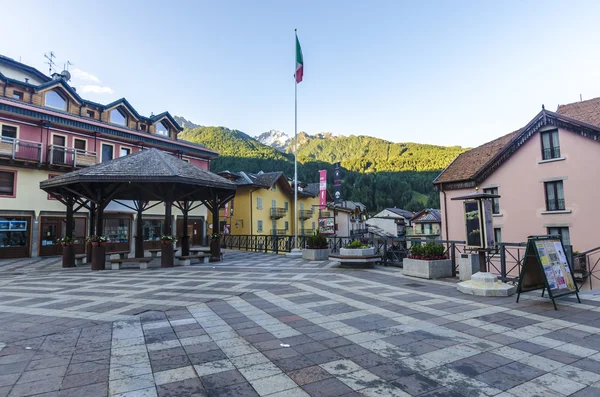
249, 187, 260, 236
441, 183, 449, 245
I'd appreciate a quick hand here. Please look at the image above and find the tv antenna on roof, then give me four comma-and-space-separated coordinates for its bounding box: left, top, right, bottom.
44, 51, 56, 75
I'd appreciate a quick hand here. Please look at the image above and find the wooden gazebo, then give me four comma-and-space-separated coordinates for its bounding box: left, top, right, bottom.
40, 148, 236, 270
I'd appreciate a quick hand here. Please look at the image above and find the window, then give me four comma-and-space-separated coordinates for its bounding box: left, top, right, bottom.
541, 130, 560, 160
156, 121, 169, 136
120, 147, 131, 157
101, 144, 114, 163
140, 124, 147, 131
142, 220, 164, 241
424, 223, 431, 234
312, 221, 316, 230
483, 187, 500, 214
74, 139, 86, 151
86, 110, 95, 118
12, 91, 23, 100
272, 184, 277, 192
545, 181, 565, 211
0, 216, 29, 248
0, 171, 16, 197
284, 221, 289, 230
104, 218, 130, 243
272, 220, 277, 234
300, 203, 304, 211
1, 125, 17, 140
257, 197, 263, 209
284, 202, 289, 211
548, 227, 571, 247
257, 220, 263, 232
44, 90, 67, 110
494, 228, 502, 245
182, 158, 190, 163
110, 108, 127, 126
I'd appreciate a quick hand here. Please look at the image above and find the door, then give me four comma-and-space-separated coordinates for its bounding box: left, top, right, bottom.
52, 135, 66, 164
191, 220, 203, 245
39, 217, 62, 256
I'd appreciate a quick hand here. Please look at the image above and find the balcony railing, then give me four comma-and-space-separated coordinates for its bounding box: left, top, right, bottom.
0, 136, 43, 163
270, 207, 287, 219
48, 145, 97, 167
542, 146, 561, 160
319, 210, 332, 218
300, 228, 315, 236
546, 199, 565, 211
407, 229, 441, 236
271, 229, 287, 235
299, 209, 314, 220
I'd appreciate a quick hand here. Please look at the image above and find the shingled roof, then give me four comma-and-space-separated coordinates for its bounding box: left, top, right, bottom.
40, 148, 236, 201
556, 97, 600, 127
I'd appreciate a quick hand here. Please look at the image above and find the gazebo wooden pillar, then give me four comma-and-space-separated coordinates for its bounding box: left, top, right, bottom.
87, 202, 96, 263
174, 200, 205, 257
162, 200, 174, 268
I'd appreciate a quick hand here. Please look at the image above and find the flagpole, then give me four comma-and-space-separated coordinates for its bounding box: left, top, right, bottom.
294, 28, 299, 250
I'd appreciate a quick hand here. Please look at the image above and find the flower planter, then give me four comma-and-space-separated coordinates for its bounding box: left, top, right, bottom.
91, 242, 99, 247
403, 258, 452, 279
302, 248, 329, 261
340, 247, 376, 257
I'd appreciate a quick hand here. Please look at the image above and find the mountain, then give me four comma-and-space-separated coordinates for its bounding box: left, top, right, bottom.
255, 130, 290, 152
179, 122, 468, 212
174, 116, 201, 129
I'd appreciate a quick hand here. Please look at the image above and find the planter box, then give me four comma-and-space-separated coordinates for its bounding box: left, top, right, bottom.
302, 248, 329, 261
403, 258, 452, 279
340, 247, 375, 256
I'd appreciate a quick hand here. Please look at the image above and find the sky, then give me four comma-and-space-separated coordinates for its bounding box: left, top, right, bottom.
4, 0, 600, 147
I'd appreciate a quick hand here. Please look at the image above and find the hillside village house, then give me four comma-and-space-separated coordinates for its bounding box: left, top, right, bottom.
211, 171, 368, 238
434, 99, 600, 260
407, 208, 442, 239
0, 55, 217, 258
367, 208, 413, 238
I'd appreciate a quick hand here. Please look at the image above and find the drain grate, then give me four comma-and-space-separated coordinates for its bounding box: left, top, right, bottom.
404, 283, 426, 288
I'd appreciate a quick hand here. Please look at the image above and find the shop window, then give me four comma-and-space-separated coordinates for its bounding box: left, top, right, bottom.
104, 218, 130, 243
156, 121, 169, 136
0, 216, 29, 248
548, 227, 570, 247
45, 90, 67, 110
545, 181, 565, 211
483, 187, 500, 214
1, 125, 17, 140
142, 220, 164, 241
0, 170, 16, 197
12, 91, 23, 100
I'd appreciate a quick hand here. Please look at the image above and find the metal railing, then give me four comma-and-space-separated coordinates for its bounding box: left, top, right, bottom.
542, 146, 561, 160
546, 199, 565, 211
319, 210, 332, 218
299, 210, 313, 220
573, 246, 600, 290
270, 207, 287, 219
0, 136, 43, 163
300, 229, 315, 236
48, 145, 97, 167
270, 229, 287, 236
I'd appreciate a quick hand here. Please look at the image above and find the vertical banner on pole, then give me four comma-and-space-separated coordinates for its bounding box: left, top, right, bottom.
319, 170, 327, 209
334, 162, 342, 204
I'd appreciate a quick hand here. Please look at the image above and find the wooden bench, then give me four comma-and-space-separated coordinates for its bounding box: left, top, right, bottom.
148, 248, 178, 258
74, 254, 87, 266
110, 257, 153, 270
329, 254, 380, 269
177, 254, 210, 266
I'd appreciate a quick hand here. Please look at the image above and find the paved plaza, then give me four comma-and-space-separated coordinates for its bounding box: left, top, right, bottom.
0, 251, 599, 397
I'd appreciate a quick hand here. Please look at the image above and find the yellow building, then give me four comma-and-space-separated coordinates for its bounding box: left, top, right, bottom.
209, 171, 322, 236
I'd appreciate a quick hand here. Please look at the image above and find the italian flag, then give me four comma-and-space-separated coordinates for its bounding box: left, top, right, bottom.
295, 35, 303, 83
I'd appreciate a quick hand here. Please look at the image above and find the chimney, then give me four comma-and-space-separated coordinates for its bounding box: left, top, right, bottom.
24, 78, 29, 83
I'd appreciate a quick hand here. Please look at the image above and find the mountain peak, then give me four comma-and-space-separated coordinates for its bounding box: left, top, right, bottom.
174, 115, 201, 129
255, 130, 290, 152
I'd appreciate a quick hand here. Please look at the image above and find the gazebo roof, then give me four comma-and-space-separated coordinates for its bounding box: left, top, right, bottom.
40, 148, 236, 202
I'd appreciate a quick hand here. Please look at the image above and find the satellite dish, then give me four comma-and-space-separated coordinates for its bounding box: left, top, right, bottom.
60, 70, 71, 81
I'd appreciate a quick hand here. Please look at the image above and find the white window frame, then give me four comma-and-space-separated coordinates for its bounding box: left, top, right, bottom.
119, 146, 132, 157
44, 90, 67, 111
109, 108, 128, 126
0, 122, 20, 141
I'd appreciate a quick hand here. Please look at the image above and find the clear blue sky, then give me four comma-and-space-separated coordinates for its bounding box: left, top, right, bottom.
4, 0, 600, 147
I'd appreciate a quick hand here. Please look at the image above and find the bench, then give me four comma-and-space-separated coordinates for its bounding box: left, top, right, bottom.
74, 254, 87, 266
329, 254, 380, 269
176, 254, 210, 266
110, 257, 153, 270
148, 248, 178, 258
190, 247, 210, 255
110, 250, 130, 260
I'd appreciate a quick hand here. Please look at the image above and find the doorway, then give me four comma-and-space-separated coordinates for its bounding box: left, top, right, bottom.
177, 217, 204, 246
52, 135, 66, 164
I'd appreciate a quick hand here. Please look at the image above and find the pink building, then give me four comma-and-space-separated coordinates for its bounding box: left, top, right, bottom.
434, 99, 600, 283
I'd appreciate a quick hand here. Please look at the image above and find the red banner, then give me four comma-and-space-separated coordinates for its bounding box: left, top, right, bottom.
319, 170, 327, 209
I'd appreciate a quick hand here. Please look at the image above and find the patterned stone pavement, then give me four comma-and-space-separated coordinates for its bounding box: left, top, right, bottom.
0, 250, 600, 397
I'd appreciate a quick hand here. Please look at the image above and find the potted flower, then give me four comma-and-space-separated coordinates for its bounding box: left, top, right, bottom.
340, 240, 375, 257
160, 235, 176, 245
86, 235, 107, 247
403, 242, 452, 279
57, 236, 75, 246
302, 230, 329, 261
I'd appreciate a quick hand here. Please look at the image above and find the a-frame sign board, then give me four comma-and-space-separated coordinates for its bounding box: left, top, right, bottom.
516, 235, 581, 310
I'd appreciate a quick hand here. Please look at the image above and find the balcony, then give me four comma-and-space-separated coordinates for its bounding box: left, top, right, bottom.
300, 228, 315, 236
270, 207, 287, 219
319, 209, 332, 218
270, 229, 287, 235
0, 137, 43, 164
48, 145, 97, 168
299, 209, 313, 220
